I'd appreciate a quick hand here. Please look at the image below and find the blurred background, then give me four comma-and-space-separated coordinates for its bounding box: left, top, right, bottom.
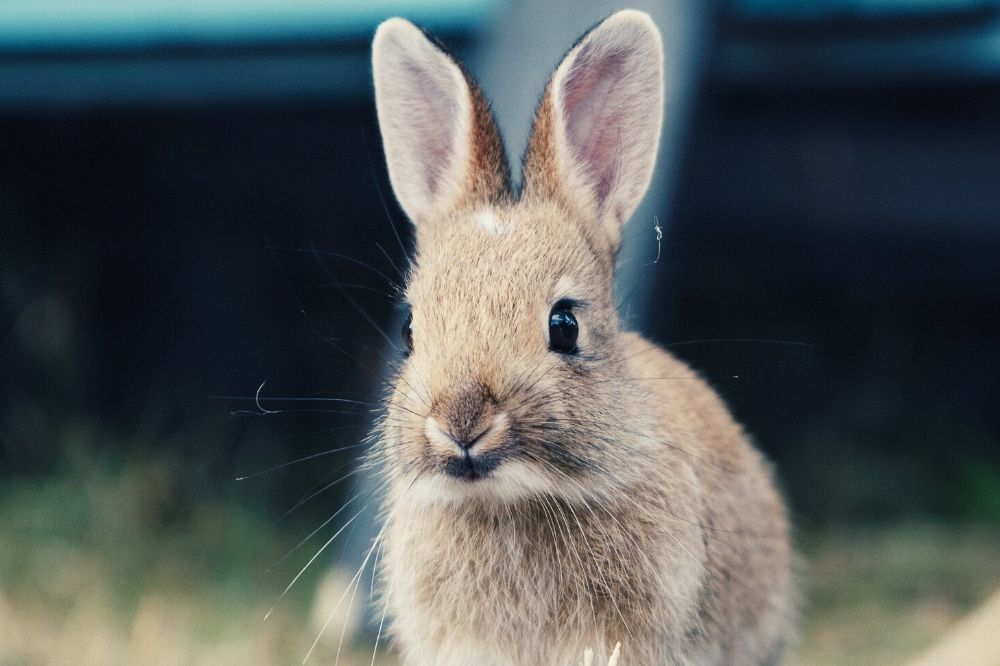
2, 0, 999, 664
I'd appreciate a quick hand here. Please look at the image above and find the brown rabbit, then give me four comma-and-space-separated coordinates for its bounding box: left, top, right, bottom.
368, 10, 794, 665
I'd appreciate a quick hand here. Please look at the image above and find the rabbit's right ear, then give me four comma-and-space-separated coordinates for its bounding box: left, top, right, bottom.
372, 19, 509, 225
522, 11, 664, 251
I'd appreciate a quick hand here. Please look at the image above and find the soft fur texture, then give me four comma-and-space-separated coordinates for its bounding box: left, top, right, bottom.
369, 10, 794, 666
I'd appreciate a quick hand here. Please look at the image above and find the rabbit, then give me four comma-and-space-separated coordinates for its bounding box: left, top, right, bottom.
367, 9, 794, 666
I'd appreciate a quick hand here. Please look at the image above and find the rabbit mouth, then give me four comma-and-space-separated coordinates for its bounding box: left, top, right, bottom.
441, 449, 504, 482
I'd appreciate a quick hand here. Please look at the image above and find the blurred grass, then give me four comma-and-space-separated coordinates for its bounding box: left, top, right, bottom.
0, 437, 390, 666
788, 525, 1000, 665
1, 442, 998, 665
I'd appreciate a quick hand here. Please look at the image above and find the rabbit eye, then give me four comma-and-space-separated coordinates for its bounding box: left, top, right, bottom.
548, 302, 578, 354
402, 312, 414, 353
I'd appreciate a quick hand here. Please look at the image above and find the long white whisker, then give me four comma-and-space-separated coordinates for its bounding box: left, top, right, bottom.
370, 577, 393, 666
303, 514, 394, 663
235, 443, 369, 481
264, 509, 365, 622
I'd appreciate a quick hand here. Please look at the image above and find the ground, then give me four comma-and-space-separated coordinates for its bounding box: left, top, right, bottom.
1, 452, 997, 666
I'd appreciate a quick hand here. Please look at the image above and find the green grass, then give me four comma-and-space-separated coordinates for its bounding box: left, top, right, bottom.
1, 446, 998, 665
0, 445, 389, 665
788, 525, 1000, 665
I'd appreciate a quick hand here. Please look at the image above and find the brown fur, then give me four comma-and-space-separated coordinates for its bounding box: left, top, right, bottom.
465, 79, 512, 209
370, 11, 794, 666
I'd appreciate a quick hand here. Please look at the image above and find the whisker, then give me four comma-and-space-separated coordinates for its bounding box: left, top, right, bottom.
235, 443, 369, 481
308, 281, 401, 302
360, 124, 411, 264
273, 467, 364, 524
310, 244, 400, 352
303, 512, 395, 664
213, 395, 376, 407
370, 578, 392, 666
264, 243, 378, 375
264, 508, 366, 622
267, 485, 369, 571
229, 407, 370, 418
375, 241, 406, 283
665, 337, 815, 349
267, 244, 401, 290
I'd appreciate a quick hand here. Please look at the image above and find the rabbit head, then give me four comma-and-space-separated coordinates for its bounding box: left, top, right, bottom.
372, 11, 664, 506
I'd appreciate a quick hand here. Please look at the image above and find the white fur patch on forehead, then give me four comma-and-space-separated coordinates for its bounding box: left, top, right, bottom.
471, 208, 505, 235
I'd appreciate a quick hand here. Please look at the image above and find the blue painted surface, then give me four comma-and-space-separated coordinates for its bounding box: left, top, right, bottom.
0, 0, 497, 51
734, 0, 995, 20
0, 0, 499, 109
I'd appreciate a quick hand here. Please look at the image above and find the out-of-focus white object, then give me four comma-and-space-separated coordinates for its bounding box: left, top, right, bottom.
905, 587, 1000, 666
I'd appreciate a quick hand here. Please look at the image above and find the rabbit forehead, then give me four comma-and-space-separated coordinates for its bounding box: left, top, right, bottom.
404, 203, 610, 370
408, 201, 608, 311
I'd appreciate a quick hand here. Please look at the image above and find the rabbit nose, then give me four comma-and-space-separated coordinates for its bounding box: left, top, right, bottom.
425, 416, 489, 451
428, 382, 497, 442
450, 405, 493, 448
425, 413, 509, 456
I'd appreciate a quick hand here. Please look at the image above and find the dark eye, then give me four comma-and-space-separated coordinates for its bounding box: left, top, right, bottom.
402, 312, 413, 353
548, 303, 579, 354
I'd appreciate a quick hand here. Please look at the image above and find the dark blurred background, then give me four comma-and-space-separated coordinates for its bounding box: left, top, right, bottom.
2, 1, 999, 663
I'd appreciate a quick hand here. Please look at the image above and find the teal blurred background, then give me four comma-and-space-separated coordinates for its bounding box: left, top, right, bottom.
2, 1, 999, 664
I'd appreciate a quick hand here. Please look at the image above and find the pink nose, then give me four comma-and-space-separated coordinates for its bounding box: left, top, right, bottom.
424, 413, 509, 455
425, 416, 486, 451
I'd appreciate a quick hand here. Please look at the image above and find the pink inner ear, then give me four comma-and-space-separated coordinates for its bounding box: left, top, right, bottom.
402, 62, 460, 197
559, 49, 628, 206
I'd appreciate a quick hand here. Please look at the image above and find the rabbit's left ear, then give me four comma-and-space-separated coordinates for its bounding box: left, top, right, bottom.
372, 18, 509, 225
523, 10, 664, 249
